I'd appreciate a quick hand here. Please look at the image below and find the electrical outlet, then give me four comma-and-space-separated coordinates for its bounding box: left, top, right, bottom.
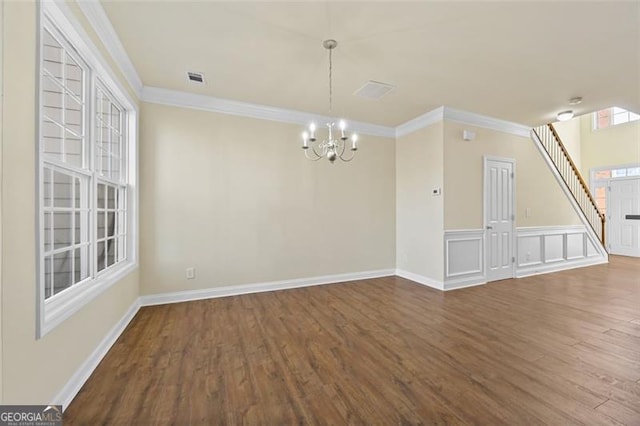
186, 267, 196, 280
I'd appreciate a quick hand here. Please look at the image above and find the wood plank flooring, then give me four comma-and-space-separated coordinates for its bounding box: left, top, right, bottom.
65, 256, 640, 425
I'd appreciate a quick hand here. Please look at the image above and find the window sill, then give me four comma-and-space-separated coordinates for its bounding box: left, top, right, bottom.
38, 261, 138, 338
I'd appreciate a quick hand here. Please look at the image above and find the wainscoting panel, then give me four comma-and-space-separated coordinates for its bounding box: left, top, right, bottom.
516, 225, 607, 277
544, 234, 565, 263
444, 229, 486, 289
566, 232, 585, 260
517, 234, 542, 267
587, 238, 600, 257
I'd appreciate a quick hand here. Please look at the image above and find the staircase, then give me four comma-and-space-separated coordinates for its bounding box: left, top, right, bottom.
532, 123, 606, 246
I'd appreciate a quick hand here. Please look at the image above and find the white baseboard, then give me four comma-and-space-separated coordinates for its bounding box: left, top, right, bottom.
395, 269, 444, 290
54, 299, 141, 410
516, 256, 608, 278
139, 269, 396, 307
444, 276, 486, 291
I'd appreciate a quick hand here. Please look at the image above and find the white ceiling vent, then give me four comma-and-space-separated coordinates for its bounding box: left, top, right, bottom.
187, 71, 205, 84
354, 80, 395, 100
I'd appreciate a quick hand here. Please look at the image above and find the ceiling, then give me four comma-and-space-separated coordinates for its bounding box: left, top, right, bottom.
101, 1, 640, 127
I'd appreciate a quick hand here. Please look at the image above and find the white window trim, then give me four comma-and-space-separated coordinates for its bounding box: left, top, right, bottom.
590, 163, 640, 191
37, 1, 138, 338
592, 108, 640, 131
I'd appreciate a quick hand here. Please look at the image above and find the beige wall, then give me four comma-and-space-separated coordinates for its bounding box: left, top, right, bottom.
139, 103, 396, 294
443, 121, 582, 229
580, 114, 640, 177
395, 123, 444, 281
1, 1, 139, 404
553, 118, 582, 171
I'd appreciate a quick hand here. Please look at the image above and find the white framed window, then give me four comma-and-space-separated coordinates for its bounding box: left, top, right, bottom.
590, 163, 640, 215
37, 2, 138, 338
593, 107, 640, 130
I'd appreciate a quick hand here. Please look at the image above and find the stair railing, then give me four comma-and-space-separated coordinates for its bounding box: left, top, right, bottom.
532, 123, 606, 246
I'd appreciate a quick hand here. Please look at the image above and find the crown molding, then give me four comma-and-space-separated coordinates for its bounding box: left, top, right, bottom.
443, 107, 531, 138
395, 107, 444, 138
76, 0, 143, 97
141, 86, 397, 139
394, 106, 530, 139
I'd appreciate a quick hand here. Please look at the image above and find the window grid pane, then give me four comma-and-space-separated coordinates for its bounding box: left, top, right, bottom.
42, 28, 87, 169
96, 182, 127, 274
95, 84, 124, 182
42, 164, 91, 299
594, 107, 640, 130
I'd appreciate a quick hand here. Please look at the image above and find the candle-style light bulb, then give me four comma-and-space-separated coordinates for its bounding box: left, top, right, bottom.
302, 131, 309, 149
309, 123, 316, 141
339, 120, 346, 140
351, 133, 358, 151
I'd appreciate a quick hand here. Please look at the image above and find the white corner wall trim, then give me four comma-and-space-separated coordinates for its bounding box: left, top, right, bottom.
76, 0, 143, 97
515, 225, 607, 278
141, 86, 396, 139
53, 299, 141, 410
444, 107, 531, 138
395, 269, 444, 291
139, 269, 396, 306
444, 229, 486, 290
395, 107, 444, 138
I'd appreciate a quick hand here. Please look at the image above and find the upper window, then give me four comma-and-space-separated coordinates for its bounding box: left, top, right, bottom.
593, 107, 640, 130
38, 5, 137, 337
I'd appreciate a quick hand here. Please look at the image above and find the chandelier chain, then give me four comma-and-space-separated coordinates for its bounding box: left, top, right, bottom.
328, 47, 333, 113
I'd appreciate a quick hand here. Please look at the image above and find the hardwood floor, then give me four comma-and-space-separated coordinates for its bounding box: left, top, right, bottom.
65, 256, 640, 425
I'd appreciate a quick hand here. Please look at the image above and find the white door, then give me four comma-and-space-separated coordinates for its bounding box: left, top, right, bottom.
484, 158, 515, 281
609, 178, 640, 257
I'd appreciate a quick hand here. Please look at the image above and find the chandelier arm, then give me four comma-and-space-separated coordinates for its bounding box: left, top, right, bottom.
304, 143, 323, 161
304, 149, 323, 161
338, 149, 356, 162
337, 137, 346, 157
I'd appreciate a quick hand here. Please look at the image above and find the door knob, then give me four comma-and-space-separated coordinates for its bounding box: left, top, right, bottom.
486, 225, 493, 229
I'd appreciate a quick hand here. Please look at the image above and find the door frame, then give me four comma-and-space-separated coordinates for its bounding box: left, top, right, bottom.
607, 177, 640, 256
589, 163, 640, 253
483, 156, 517, 281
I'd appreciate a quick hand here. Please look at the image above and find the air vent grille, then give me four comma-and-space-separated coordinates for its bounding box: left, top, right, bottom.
354, 80, 395, 100
187, 72, 205, 84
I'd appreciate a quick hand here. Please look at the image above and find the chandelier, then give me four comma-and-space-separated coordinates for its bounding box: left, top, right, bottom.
302, 39, 358, 163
